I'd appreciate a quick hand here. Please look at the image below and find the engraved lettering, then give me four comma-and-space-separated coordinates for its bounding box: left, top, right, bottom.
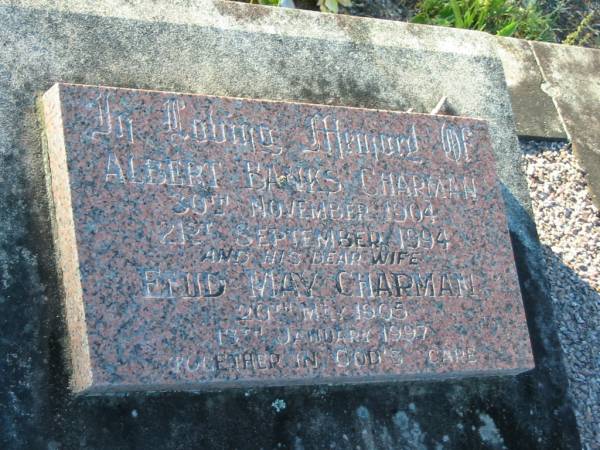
141, 269, 226, 299
441, 123, 471, 162
305, 114, 419, 161
90, 92, 134, 143
246, 271, 317, 298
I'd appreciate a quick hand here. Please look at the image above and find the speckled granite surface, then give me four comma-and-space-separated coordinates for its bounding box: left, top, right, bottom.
42, 83, 533, 393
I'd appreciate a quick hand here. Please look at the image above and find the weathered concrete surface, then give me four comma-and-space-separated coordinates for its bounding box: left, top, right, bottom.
495, 38, 567, 140
531, 41, 600, 209
0, 0, 580, 448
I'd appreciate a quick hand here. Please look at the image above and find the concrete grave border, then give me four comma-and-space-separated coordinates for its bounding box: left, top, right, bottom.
0, 0, 594, 448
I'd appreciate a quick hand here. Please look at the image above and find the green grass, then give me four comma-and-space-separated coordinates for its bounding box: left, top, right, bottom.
411, 0, 557, 41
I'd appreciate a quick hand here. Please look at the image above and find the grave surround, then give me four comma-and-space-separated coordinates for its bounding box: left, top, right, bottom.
1, 0, 584, 447
43, 83, 533, 393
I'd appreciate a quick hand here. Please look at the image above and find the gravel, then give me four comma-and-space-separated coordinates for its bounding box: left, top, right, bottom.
522, 139, 600, 449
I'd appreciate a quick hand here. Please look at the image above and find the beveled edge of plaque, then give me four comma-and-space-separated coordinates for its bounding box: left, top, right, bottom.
81, 366, 531, 396
41, 83, 93, 393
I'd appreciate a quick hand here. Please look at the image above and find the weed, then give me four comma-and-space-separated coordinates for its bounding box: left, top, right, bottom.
249, 0, 280, 5
317, 0, 351, 13
563, 11, 596, 46
411, 0, 557, 41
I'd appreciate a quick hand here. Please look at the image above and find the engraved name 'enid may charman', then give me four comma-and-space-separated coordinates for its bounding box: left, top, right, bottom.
42, 83, 534, 393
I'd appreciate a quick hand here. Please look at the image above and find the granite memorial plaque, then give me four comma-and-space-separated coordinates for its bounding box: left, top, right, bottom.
42, 83, 534, 393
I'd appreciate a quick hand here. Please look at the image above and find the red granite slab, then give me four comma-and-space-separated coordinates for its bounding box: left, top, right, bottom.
42, 83, 534, 393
